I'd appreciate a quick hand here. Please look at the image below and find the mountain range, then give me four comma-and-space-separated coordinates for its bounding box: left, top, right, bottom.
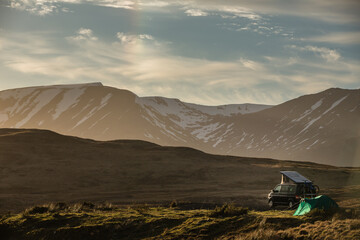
0, 83, 359, 167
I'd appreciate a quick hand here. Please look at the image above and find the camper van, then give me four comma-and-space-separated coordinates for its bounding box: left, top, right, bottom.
268, 171, 319, 208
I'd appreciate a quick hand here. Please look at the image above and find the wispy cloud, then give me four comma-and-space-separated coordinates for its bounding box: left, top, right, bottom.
239, 58, 262, 70
117, 32, 154, 42
69, 28, 98, 41
185, 9, 208, 17
10, 0, 60, 15
1, 29, 358, 105
7, 0, 360, 25
189, 0, 360, 24
219, 6, 261, 20
305, 46, 341, 62
8, 0, 141, 15
287, 45, 341, 62
304, 32, 360, 45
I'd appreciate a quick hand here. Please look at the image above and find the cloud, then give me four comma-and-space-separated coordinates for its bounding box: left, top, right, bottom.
7, 0, 360, 25
8, 0, 136, 15
116, 32, 154, 44
304, 32, 360, 45
138, 34, 154, 40
69, 28, 98, 41
219, 6, 261, 20
287, 45, 341, 62
239, 58, 262, 70
93, 0, 135, 10
1, 29, 359, 105
116, 32, 138, 44
9, 0, 59, 15
187, 0, 360, 24
7, 0, 261, 21
185, 9, 208, 17
305, 46, 341, 62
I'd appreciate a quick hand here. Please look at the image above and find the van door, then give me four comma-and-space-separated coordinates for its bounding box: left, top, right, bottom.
279, 185, 290, 203
272, 184, 282, 203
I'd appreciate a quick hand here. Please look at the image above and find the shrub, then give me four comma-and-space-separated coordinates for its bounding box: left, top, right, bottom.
96, 202, 114, 211
48, 202, 67, 212
209, 204, 248, 218
81, 202, 95, 209
305, 208, 337, 221
24, 206, 49, 215
169, 200, 178, 208
332, 208, 360, 221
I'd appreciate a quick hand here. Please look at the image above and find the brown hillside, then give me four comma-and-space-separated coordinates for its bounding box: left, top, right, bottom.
0, 128, 359, 213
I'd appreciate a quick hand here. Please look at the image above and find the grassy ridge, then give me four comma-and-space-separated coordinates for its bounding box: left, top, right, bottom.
1, 202, 359, 240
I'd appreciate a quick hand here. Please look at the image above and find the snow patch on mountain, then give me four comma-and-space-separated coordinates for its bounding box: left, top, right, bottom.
323, 95, 348, 115
192, 122, 223, 142
183, 103, 272, 116
72, 93, 113, 129
100, 93, 112, 106
53, 87, 86, 119
294, 98, 323, 122
136, 97, 207, 129
15, 89, 61, 128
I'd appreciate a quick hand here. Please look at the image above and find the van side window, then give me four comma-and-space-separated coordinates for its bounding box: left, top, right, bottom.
280, 185, 289, 192
288, 186, 296, 193
274, 185, 281, 191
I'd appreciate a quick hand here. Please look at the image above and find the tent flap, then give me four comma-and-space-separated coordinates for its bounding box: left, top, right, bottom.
293, 195, 338, 216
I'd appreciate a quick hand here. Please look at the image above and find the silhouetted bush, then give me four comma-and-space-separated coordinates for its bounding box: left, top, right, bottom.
305, 208, 338, 221
48, 202, 67, 212
169, 200, 178, 208
81, 202, 95, 209
24, 206, 49, 215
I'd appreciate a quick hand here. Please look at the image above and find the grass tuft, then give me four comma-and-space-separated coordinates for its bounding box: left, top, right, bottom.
1, 202, 359, 240
208, 204, 248, 218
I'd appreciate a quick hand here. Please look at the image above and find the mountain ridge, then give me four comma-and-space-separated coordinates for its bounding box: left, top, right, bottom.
0, 83, 359, 167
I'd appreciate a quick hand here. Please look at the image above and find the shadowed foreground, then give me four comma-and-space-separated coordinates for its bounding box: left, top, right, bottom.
1, 202, 359, 240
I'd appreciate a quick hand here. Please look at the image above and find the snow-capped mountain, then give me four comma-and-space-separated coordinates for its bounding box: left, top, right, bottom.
210, 88, 360, 167
0, 83, 359, 167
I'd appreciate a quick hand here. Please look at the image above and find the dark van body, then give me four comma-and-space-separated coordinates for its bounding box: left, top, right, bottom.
268, 183, 317, 208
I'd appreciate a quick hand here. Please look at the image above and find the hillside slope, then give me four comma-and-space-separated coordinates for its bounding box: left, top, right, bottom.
0, 129, 359, 212
216, 88, 360, 167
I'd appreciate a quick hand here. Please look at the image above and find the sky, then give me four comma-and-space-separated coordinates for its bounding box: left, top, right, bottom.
0, 0, 359, 105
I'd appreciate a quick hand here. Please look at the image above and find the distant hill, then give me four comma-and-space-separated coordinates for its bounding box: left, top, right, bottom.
0, 129, 359, 212
0, 83, 359, 166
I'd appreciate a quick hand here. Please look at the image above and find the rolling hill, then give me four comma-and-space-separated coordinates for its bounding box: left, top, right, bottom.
0, 129, 359, 213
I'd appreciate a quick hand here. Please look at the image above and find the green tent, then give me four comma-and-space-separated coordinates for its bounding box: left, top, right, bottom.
294, 195, 338, 216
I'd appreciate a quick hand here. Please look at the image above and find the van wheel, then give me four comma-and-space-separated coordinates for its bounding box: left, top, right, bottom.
268, 200, 275, 209
288, 201, 294, 209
